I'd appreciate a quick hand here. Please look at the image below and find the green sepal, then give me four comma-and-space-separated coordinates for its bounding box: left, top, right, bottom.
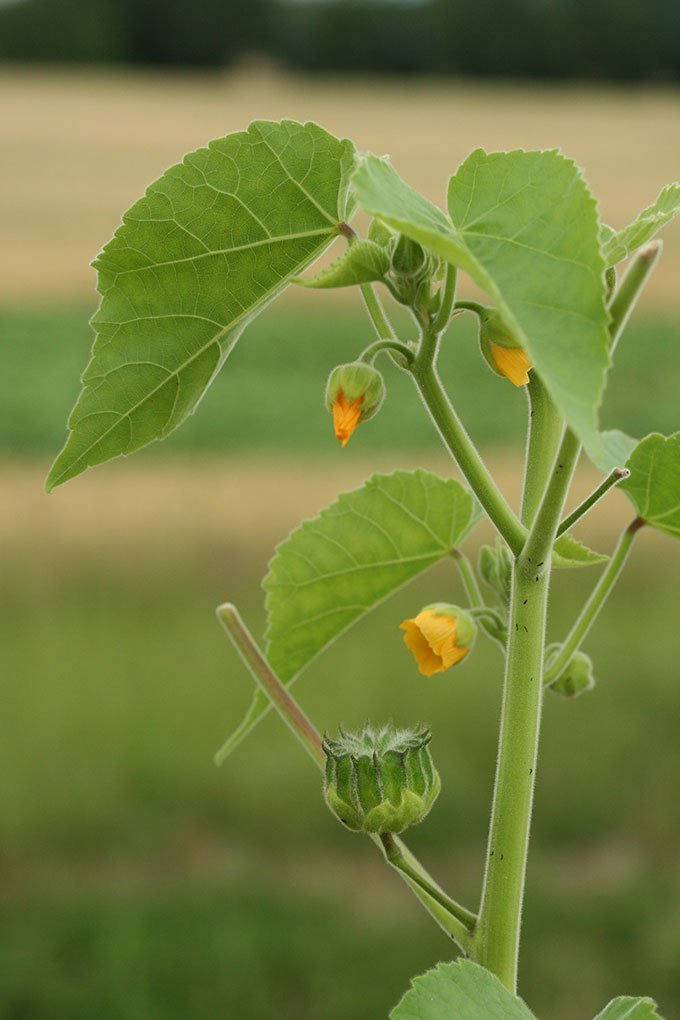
294, 238, 390, 289
323, 723, 440, 834
424, 602, 478, 649
324, 361, 385, 421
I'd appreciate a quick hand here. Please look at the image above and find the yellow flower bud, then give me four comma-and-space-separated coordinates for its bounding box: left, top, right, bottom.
478, 308, 533, 387
325, 362, 385, 447
400, 603, 477, 677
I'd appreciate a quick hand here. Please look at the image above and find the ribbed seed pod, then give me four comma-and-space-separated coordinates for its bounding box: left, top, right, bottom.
322, 723, 440, 834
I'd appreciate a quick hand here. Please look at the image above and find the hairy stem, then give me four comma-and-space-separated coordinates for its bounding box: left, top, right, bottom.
520, 376, 564, 527
473, 553, 550, 990
432, 263, 458, 333
214, 603, 475, 947
557, 467, 630, 537
544, 517, 644, 685
412, 331, 526, 554
608, 242, 662, 353
359, 338, 415, 367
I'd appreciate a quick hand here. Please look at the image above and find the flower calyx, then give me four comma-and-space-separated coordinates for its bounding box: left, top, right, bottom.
322, 723, 440, 834
401, 603, 477, 677
325, 361, 385, 447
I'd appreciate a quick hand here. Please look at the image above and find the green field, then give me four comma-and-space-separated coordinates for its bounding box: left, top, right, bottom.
2, 299, 680, 1019
2, 300, 680, 457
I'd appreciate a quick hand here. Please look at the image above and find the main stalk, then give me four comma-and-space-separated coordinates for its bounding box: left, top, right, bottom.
472, 552, 550, 990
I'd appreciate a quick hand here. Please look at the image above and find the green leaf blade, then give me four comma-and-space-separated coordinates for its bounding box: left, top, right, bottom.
620, 432, 680, 540
594, 996, 665, 1020
353, 149, 610, 463
601, 182, 680, 265
219, 470, 481, 760
47, 120, 355, 490
390, 960, 537, 1020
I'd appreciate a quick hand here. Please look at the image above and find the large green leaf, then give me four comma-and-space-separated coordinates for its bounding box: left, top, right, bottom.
219, 470, 480, 759
390, 960, 537, 1020
46, 120, 355, 490
593, 996, 664, 1020
620, 432, 680, 540
353, 150, 611, 464
601, 182, 680, 266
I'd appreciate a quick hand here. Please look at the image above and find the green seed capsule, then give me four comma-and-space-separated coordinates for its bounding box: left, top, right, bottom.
322, 723, 440, 834
546, 646, 596, 700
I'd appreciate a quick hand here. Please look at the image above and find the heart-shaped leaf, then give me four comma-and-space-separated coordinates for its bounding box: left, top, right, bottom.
620, 432, 680, 540
390, 960, 537, 1020
47, 120, 355, 490
601, 182, 680, 266
218, 470, 480, 759
353, 149, 610, 465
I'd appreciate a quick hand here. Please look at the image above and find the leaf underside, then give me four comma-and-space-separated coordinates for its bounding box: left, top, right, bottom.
620, 432, 680, 540
352, 148, 611, 466
218, 470, 481, 759
390, 960, 537, 1020
601, 182, 680, 266
46, 120, 355, 490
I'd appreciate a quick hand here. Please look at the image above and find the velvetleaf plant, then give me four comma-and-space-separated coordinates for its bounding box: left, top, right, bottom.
47, 120, 680, 1017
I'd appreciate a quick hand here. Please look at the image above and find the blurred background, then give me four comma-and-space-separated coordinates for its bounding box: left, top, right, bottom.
1, 1, 679, 1017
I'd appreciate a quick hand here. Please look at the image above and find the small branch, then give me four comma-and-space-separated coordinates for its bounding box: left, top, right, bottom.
453, 300, 485, 316
557, 467, 630, 537
608, 241, 662, 353
215, 603, 475, 948
520, 376, 564, 528
359, 338, 415, 367
411, 332, 526, 554
215, 603, 323, 768
359, 282, 398, 342
544, 517, 644, 686
451, 549, 484, 606
432, 263, 457, 333
522, 428, 582, 569
379, 833, 476, 949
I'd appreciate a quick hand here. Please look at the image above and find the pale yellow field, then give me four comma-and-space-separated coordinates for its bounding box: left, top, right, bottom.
2, 65, 679, 303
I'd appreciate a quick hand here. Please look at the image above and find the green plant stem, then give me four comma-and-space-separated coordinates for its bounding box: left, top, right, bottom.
473, 553, 550, 991
380, 833, 475, 947
359, 282, 397, 341
214, 603, 475, 948
557, 467, 630, 537
475, 421, 582, 990
608, 241, 662, 352
359, 338, 415, 366
432, 263, 457, 332
520, 376, 564, 527
451, 549, 484, 606
544, 517, 644, 686
412, 330, 526, 554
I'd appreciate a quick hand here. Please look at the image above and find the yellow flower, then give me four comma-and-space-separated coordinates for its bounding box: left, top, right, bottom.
489, 342, 533, 387
332, 389, 364, 447
400, 604, 476, 677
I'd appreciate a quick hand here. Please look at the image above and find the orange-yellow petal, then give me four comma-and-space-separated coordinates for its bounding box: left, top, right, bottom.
332, 389, 364, 446
490, 343, 533, 387
401, 608, 469, 676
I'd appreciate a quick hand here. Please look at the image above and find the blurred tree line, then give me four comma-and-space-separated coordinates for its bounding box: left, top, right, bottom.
1, 0, 678, 80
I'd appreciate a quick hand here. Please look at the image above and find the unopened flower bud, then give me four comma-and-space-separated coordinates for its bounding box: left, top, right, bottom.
478, 541, 513, 609
478, 308, 533, 387
323, 723, 440, 834
546, 646, 595, 700
391, 234, 428, 279
400, 603, 477, 677
325, 362, 385, 447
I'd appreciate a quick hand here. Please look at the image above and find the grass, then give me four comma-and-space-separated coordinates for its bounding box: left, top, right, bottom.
2, 301, 679, 458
